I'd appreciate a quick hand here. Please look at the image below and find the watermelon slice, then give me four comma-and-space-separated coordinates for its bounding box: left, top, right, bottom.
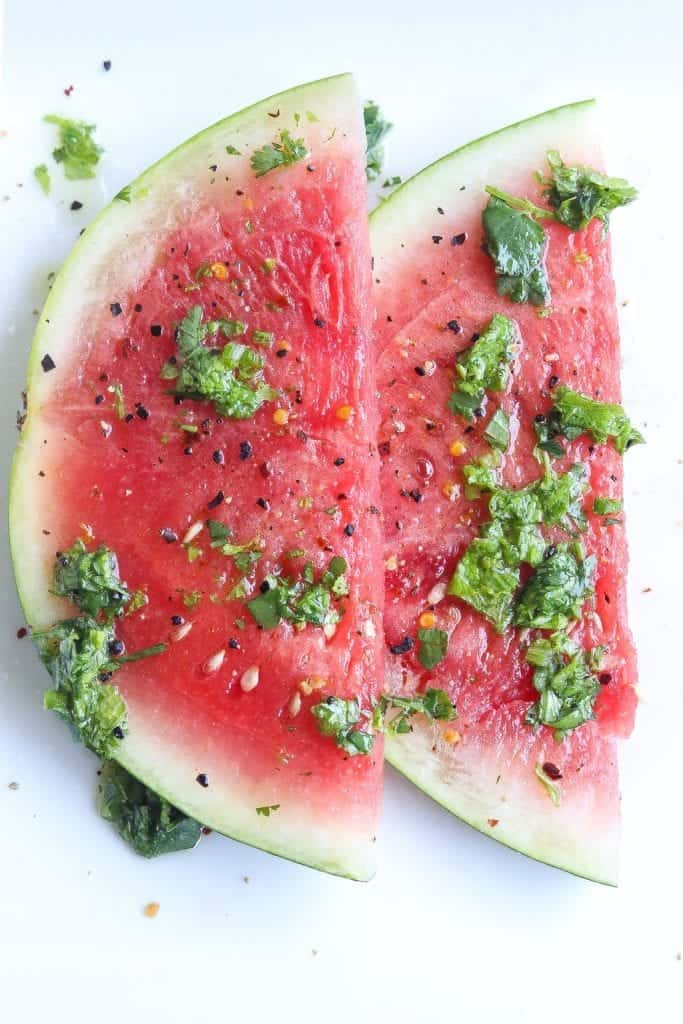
10, 74, 385, 880
371, 101, 639, 884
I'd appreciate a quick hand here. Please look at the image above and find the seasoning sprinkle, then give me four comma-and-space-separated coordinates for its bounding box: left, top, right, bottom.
196, 773, 209, 788
110, 302, 122, 317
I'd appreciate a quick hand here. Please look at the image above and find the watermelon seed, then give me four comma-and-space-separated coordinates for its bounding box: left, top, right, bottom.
323, 622, 337, 640
389, 637, 414, 655
196, 774, 209, 788
239, 441, 253, 460
240, 666, 260, 692
427, 581, 447, 605
343, 524, 355, 537
432, 235, 443, 244
171, 615, 184, 626
544, 352, 559, 362
451, 233, 467, 246
288, 692, 302, 717
41, 354, 56, 372
170, 621, 193, 642
182, 521, 204, 545
208, 491, 225, 509
203, 650, 226, 675
542, 762, 563, 780
110, 302, 122, 316
103, 60, 111, 71
160, 528, 178, 544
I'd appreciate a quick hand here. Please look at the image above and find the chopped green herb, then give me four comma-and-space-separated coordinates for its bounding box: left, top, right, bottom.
449, 314, 517, 421
250, 129, 307, 178
482, 194, 551, 306
488, 463, 588, 533
484, 408, 510, 451
513, 543, 595, 630
417, 628, 449, 670
53, 539, 130, 620
541, 150, 638, 231
593, 496, 623, 516
217, 538, 262, 574
170, 306, 276, 419
207, 520, 232, 545
114, 185, 132, 202
525, 631, 601, 741
225, 144, 241, 156
34, 163, 51, 195
364, 101, 392, 181
305, 110, 319, 123
252, 330, 274, 347
98, 761, 202, 857
182, 590, 202, 609
547, 386, 644, 454
311, 696, 374, 756
247, 556, 348, 631
44, 114, 103, 180
108, 382, 126, 419
255, 804, 280, 817
534, 762, 561, 805
379, 687, 457, 735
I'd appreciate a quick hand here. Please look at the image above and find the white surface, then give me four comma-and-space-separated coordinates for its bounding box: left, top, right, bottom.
1, 2, 681, 1021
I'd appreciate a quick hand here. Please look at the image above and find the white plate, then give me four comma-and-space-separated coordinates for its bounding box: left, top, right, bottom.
1, 2, 681, 1021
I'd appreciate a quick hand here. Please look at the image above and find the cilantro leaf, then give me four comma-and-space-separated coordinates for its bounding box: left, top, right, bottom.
488, 463, 588, 533
449, 314, 517, 421
525, 631, 601, 741
311, 696, 374, 756
171, 306, 277, 419
34, 163, 51, 195
542, 150, 638, 231
380, 687, 457, 735
513, 544, 595, 630
53, 540, 130, 619
484, 408, 510, 452
98, 761, 202, 857
549, 385, 644, 454
482, 194, 551, 306
44, 115, 103, 180
247, 557, 348, 631
417, 628, 449, 669
250, 129, 307, 178
364, 101, 392, 181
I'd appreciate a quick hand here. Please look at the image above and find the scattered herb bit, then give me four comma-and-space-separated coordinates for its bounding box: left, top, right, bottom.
483, 408, 510, 452
109, 382, 125, 419
593, 496, 623, 516
98, 761, 202, 857
416, 628, 449, 670
513, 543, 595, 630
311, 696, 374, 756
169, 306, 276, 419
544, 386, 644, 455
379, 688, 457, 735
114, 185, 132, 202
382, 176, 401, 188
41, 354, 56, 372
488, 463, 588, 533
525, 632, 601, 741
482, 194, 551, 306
364, 101, 392, 181
53, 540, 130, 619
182, 590, 202, 609
247, 556, 348, 631
541, 151, 638, 231
225, 144, 241, 156
448, 314, 517, 421
34, 163, 51, 195
44, 114, 103, 180
534, 762, 561, 805
255, 804, 280, 817
207, 520, 232, 546
250, 129, 307, 178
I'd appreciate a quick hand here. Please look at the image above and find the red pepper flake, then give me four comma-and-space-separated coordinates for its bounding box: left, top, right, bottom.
487, 818, 499, 828
542, 761, 563, 780
64, 85, 74, 96
16, 627, 27, 639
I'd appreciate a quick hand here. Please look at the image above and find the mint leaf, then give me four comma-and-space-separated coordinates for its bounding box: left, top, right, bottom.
311, 696, 374, 756
513, 544, 595, 630
364, 101, 392, 181
255, 804, 280, 817
488, 463, 588, 533
449, 314, 517, 421
548, 386, 644, 454
250, 129, 307, 178
417, 628, 449, 669
380, 688, 456, 734
542, 151, 638, 231
525, 632, 601, 741
98, 761, 202, 857
34, 163, 51, 195
53, 540, 130, 620
482, 194, 550, 306
484, 408, 510, 452
44, 114, 103, 180
247, 557, 348, 631
593, 496, 622, 516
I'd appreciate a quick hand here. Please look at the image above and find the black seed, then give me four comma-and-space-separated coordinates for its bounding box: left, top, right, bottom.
183, 446, 193, 455
432, 235, 443, 244
94, 394, 104, 404
256, 497, 270, 510
125, 413, 134, 423
389, 637, 414, 655
599, 673, 612, 685
534, 413, 546, 423
161, 528, 178, 543
306, 164, 315, 172
409, 489, 424, 503
437, 206, 444, 214
473, 407, 485, 419
103, 60, 112, 71
70, 200, 83, 211
41, 354, 56, 372
451, 232, 467, 246
334, 457, 345, 466
150, 324, 163, 337
548, 375, 559, 388
414, 365, 427, 377
112, 726, 124, 739
209, 164, 217, 172
276, 348, 288, 357
313, 317, 325, 328
171, 615, 184, 626
542, 761, 562, 780
470, 332, 480, 342
134, 303, 142, 312
212, 449, 224, 465
239, 440, 253, 461
108, 639, 125, 656
544, 544, 557, 559
378, 441, 391, 456
110, 302, 122, 316
228, 638, 240, 650
136, 405, 150, 420
259, 580, 271, 594
98, 672, 113, 682
208, 491, 224, 509
344, 524, 355, 536
196, 773, 209, 788
446, 319, 462, 334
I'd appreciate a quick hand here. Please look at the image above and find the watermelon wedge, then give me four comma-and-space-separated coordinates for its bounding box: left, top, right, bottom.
10, 74, 385, 880
371, 101, 639, 884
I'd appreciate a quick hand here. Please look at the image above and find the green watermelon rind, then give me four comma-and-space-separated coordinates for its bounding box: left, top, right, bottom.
10, 73, 378, 882
372, 100, 623, 887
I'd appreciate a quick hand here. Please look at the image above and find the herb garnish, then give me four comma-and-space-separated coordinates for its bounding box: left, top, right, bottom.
513, 543, 595, 631
250, 129, 307, 177
525, 632, 602, 741
34, 163, 51, 195
593, 496, 622, 518
483, 408, 510, 452
539, 385, 644, 455
53, 540, 130, 618
364, 102, 392, 181
448, 313, 517, 420
417, 627, 449, 669
168, 306, 276, 419
98, 761, 202, 857
255, 804, 280, 817
247, 556, 348, 631
482, 194, 551, 306
44, 115, 103, 180
541, 151, 638, 231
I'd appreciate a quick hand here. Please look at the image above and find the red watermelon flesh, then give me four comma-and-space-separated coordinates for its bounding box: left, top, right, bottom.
11, 76, 384, 879
371, 102, 638, 883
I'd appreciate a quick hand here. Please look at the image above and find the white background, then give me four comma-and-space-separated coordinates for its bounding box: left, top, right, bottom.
1, 1, 682, 1021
